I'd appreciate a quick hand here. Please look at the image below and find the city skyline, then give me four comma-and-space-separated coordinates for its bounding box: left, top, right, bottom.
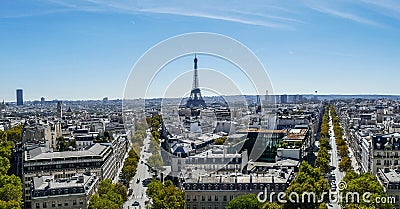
1, 1, 400, 101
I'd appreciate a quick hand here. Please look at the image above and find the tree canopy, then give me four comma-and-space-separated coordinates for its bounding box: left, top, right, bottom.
146, 180, 186, 209
341, 171, 392, 209
56, 137, 76, 151
121, 143, 140, 183
284, 161, 330, 209
0, 125, 23, 209
88, 179, 127, 209
226, 194, 263, 209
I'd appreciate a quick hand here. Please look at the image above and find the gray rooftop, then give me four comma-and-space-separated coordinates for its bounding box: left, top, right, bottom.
26, 143, 109, 161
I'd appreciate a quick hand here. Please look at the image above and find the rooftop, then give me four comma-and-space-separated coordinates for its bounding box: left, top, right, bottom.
26, 143, 109, 161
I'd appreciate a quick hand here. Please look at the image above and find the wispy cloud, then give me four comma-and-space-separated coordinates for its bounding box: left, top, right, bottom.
309, 5, 382, 27
359, 0, 400, 20
139, 7, 292, 29
35, 0, 303, 29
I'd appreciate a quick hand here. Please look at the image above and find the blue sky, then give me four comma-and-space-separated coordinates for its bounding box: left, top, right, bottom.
1, 0, 400, 101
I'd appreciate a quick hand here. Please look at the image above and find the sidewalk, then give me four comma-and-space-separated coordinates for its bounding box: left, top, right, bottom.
345, 139, 361, 173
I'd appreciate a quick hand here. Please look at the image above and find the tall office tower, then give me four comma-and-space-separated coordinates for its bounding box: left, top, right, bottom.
16, 89, 23, 106
256, 95, 262, 114
280, 94, 288, 104
0, 100, 5, 119
40, 97, 45, 103
57, 101, 62, 118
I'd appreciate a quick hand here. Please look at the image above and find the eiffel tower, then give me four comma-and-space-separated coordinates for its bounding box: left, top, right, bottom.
185, 54, 206, 108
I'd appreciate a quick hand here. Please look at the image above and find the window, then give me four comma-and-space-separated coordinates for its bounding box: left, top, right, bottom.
214, 195, 218, 201
43, 202, 47, 208
208, 196, 212, 201
377, 160, 381, 165
202, 196, 205, 201
64, 203, 68, 206
51, 202, 55, 208
73, 200, 77, 205
223, 196, 227, 201
36, 203, 40, 209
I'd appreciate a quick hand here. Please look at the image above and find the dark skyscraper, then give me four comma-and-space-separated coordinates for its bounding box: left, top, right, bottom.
16, 89, 23, 106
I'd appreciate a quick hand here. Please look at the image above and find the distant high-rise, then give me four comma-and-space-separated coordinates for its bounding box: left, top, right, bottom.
40, 97, 45, 103
280, 94, 288, 104
0, 100, 5, 118
57, 101, 62, 118
185, 54, 206, 108
16, 89, 23, 106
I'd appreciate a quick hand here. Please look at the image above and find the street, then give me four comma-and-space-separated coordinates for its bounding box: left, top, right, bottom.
124, 132, 154, 209
328, 111, 344, 209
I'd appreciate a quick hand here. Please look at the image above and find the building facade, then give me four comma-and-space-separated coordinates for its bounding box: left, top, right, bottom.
30, 173, 99, 209
183, 168, 293, 209
371, 133, 400, 174
23, 143, 115, 209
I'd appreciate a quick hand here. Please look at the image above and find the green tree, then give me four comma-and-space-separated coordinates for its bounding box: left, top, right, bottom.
0, 141, 13, 159
337, 145, 349, 158
0, 174, 23, 204
114, 183, 128, 202
342, 171, 392, 209
284, 162, 330, 209
148, 154, 164, 170
0, 200, 21, 209
97, 179, 114, 196
262, 202, 282, 209
146, 180, 186, 209
89, 179, 125, 209
336, 138, 346, 147
0, 131, 6, 141
214, 136, 227, 145
0, 157, 10, 176
4, 125, 23, 143
0, 126, 23, 209
338, 156, 352, 172
319, 138, 331, 150
121, 143, 140, 183
150, 139, 160, 154
227, 194, 262, 209
315, 155, 330, 174
55, 137, 76, 151
88, 194, 120, 209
